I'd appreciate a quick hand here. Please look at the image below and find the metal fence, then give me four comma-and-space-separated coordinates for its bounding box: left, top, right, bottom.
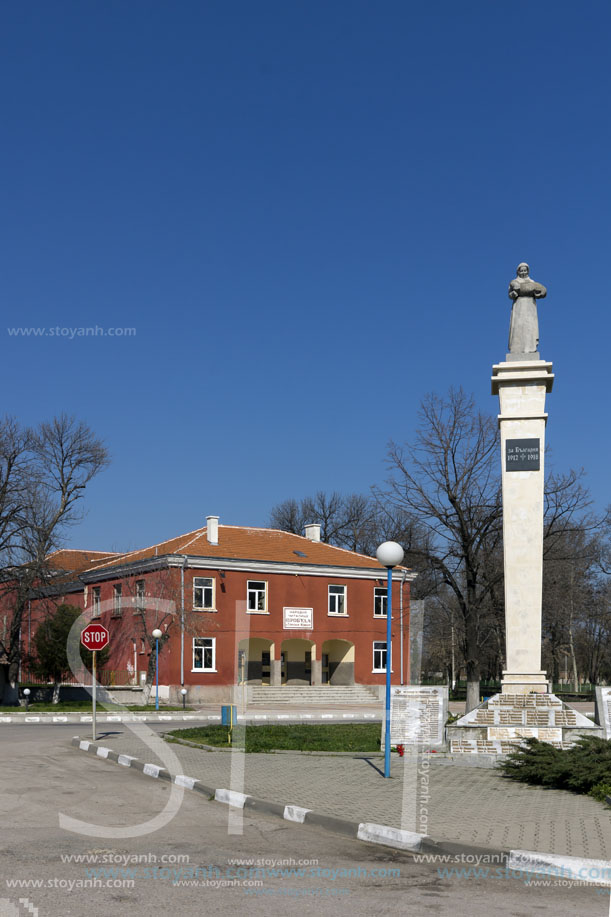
20, 669, 135, 687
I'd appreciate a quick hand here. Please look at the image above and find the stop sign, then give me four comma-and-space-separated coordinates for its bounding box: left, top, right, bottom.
81, 622, 110, 651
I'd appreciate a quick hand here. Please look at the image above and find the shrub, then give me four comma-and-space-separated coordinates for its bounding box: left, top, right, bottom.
500, 736, 611, 797
588, 782, 611, 803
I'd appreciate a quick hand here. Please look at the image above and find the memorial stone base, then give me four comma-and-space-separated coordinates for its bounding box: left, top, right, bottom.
594, 687, 611, 739
446, 692, 603, 755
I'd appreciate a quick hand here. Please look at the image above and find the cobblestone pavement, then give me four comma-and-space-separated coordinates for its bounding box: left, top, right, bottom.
82, 723, 611, 860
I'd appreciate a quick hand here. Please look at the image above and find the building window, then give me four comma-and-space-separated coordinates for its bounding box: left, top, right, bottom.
328, 585, 347, 615
373, 641, 387, 672
140, 638, 146, 654
112, 584, 122, 617
193, 576, 215, 611
193, 637, 216, 671
374, 587, 387, 617
92, 586, 101, 618
136, 579, 145, 613
247, 580, 267, 613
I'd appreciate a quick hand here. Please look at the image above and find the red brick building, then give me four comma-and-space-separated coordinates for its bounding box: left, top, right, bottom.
27, 517, 414, 703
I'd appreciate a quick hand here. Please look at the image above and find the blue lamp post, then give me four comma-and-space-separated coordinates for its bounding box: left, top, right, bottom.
152, 628, 162, 711
376, 541, 405, 778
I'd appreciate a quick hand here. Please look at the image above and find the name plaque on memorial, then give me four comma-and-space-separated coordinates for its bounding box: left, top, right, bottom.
506, 438, 540, 471
282, 607, 313, 630
488, 726, 562, 743
384, 686, 448, 746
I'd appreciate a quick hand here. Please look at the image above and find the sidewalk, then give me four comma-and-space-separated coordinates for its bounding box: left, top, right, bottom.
75, 721, 611, 861
2, 699, 594, 722
0, 704, 382, 725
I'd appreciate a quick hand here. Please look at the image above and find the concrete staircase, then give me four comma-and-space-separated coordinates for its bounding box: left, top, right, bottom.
245, 685, 381, 705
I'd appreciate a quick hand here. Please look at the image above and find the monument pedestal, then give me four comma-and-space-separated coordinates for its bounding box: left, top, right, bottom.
447, 692, 603, 754
493, 358, 553, 693
501, 672, 548, 695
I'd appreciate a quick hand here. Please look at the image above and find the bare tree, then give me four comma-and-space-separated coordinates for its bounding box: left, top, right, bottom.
0, 415, 109, 704
269, 393, 608, 709
376, 388, 503, 711
542, 515, 610, 689
116, 567, 222, 704
270, 491, 367, 547
269, 499, 308, 537
270, 490, 426, 560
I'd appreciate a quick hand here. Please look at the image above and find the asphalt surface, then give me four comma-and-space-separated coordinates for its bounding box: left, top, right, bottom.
68, 718, 611, 859
0, 724, 610, 916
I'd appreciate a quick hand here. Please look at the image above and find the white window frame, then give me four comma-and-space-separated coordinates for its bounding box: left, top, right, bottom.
247, 580, 268, 614
92, 586, 101, 618
112, 583, 122, 617
328, 584, 347, 616
193, 576, 216, 611
373, 586, 387, 617
192, 637, 216, 672
373, 641, 387, 672
135, 579, 145, 613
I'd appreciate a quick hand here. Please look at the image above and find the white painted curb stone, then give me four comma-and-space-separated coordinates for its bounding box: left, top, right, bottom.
284, 806, 311, 823
215, 788, 250, 808
509, 850, 611, 887
357, 823, 427, 852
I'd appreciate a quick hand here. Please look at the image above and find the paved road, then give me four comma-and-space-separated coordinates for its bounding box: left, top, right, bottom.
0, 725, 608, 916
63, 719, 611, 860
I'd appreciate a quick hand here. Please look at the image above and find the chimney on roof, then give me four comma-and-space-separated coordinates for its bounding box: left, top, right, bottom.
304, 523, 321, 542
206, 515, 219, 545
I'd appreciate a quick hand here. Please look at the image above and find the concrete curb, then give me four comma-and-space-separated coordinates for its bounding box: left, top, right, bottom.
507, 850, 611, 888
69, 736, 611, 884
0, 711, 382, 725
70, 736, 433, 854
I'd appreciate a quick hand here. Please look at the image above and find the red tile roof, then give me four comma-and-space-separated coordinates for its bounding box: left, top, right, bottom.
46, 549, 119, 574
83, 525, 398, 573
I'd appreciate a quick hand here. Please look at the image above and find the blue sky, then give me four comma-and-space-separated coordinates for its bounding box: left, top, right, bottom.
1, 0, 609, 553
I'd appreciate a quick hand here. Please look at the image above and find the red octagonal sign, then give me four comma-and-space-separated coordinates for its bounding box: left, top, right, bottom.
81, 622, 110, 651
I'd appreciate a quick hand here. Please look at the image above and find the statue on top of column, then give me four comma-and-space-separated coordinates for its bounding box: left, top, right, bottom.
507, 262, 547, 357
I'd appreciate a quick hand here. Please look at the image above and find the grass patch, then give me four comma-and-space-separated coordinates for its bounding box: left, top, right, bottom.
166, 723, 382, 753
124, 705, 192, 712
5, 702, 192, 713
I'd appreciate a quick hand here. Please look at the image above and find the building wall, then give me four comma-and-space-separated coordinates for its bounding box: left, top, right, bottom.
74, 565, 410, 693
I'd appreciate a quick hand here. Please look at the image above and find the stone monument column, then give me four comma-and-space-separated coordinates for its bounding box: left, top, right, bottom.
492, 263, 553, 693
492, 358, 553, 693
446, 266, 602, 754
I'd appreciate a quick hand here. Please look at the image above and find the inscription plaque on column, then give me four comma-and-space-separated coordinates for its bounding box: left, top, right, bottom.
383, 686, 448, 746
506, 438, 540, 471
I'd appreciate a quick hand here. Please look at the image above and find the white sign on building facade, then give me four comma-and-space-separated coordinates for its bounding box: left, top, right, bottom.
283, 607, 314, 630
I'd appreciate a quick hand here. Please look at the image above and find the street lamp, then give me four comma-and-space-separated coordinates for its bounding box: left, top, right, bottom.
376, 540, 405, 779
180, 687, 187, 710
152, 628, 162, 712
23, 687, 31, 712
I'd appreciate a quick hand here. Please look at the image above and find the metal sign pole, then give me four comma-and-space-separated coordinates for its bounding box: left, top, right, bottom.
384, 566, 393, 778
92, 649, 97, 743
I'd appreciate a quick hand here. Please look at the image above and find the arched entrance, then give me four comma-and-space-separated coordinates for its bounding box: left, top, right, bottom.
321, 639, 355, 685
238, 637, 274, 685
280, 638, 316, 685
